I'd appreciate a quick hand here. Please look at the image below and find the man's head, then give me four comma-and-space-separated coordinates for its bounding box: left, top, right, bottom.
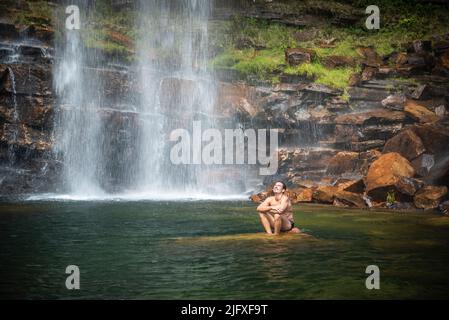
272, 181, 287, 194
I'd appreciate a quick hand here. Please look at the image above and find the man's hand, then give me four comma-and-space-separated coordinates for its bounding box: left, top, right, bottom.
269, 206, 284, 214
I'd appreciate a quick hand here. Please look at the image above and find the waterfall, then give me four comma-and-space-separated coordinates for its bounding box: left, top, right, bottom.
53, 1, 107, 196
51, 0, 249, 199
134, 0, 220, 195
6, 67, 18, 166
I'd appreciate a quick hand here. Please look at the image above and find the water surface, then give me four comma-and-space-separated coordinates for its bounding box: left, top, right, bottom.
1, 201, 448, 299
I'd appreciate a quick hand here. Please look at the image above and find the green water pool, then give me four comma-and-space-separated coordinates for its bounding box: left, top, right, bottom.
1, 200, 448, 299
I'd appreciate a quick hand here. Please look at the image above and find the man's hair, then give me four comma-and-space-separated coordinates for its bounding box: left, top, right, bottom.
274, 181, 287, 190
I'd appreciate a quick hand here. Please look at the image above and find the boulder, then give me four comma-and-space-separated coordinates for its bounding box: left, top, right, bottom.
334, 190, 367, 208
289, 187, 313, 204
414, 186, 448, 210
383, 129, 426, 161
285, 48, 316, 65
381, 93, 406, 111
365, 152, 415, 200
345, 179, 366, 194
249, 191, 271, 204
404, 100, 440, 123
249, 194, 263, 203
411, 122, 449, 155
411, 153, 436, 177
296, 188, 313, 203
394, 177, 424, 196
312, 185, 339, 203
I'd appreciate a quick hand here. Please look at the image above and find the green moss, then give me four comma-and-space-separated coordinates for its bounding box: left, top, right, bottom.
340, 89, 351, 102
14, 0, 52, 25
209, 48, 285, 82
285, 63, 359, 90
312, 40, 360, 59
208, 50, 246, 69
228, 17, 298, 50
234, 49, 285, 78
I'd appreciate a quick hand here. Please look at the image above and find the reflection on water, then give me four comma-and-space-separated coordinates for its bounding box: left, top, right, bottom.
0, 201, 449, 299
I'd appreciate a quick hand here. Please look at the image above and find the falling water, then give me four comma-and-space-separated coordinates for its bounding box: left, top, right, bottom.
53, 1, 106, 196
134, 0, 222, 195
51, 0, 250, 199
6, 67, 18, 166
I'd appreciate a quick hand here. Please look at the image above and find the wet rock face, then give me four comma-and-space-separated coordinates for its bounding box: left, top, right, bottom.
0, 25, 58, 195
0, 4, 448, 204
0, 18, 140, 196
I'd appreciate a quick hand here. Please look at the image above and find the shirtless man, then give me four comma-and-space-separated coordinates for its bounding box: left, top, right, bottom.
256, 181, 298, 235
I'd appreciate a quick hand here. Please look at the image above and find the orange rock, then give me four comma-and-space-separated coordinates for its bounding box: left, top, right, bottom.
312, 185, 339, 203
295, 188, 313, 203
414, 186, 448, 210
404, 100, 439, 123
336, 179, 365, 194
334, 190, 367, 208
249, 194, 262, 203
365, 152, 415, 200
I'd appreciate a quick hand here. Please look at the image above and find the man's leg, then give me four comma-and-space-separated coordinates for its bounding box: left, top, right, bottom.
274, 214, 292, 235
258, 212, 275, 234
273, 214, 282, 235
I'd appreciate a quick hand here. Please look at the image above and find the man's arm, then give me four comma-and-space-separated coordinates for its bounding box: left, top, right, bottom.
272, 195, 289, 214
257, 197, 272, 213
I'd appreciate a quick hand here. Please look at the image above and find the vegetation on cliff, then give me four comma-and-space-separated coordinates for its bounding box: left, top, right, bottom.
209, 0, 449, 90
10, 0, 449, 85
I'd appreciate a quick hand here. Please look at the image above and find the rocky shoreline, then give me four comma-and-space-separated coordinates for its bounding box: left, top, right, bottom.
0, 1, 448, 212
247, 45, 449, 212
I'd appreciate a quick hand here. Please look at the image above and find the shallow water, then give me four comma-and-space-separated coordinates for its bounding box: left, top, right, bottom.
1, 201, 449, 299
